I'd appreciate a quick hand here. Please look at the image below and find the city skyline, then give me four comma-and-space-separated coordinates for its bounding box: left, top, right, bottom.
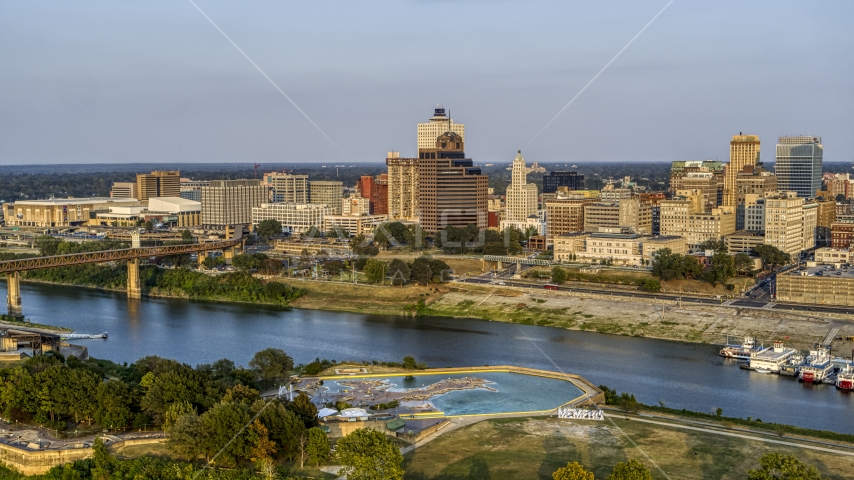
1, 1, 851, 165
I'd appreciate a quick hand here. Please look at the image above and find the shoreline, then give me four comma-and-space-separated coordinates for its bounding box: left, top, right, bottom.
7, 276, 853, 352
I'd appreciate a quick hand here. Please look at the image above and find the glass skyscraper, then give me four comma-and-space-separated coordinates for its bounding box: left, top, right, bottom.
775, 136, 823, 198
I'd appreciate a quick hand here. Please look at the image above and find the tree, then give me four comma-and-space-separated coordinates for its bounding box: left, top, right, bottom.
249, 348, 294, 389
256, 219, 283, 241
639, 279, 661, 292
363, 259, 387, 284
91, 438, 113, 480
162, 400, 196, 433
181, 230, 193, 242
201, 401, 252, 465
169, 412, 206, 460
748, 453, 822, 480
706, 252, 736, 285
651, 248, 702, 281
551, 266, 568, 284
697, 239, 727, 253
351, 234, 379, 257
752, 245, 792, 269
403, 355, 417, 370
289, 392, 319, 429
94, 380, 134, 428
553, 461, 595, 480
257, 401, 305, 459
336, 428, 404, 480
248, 419, 277, 475
35, 235, 61, 256
307, 426, 330, 467
260, 258, 284, 275
836, 193, 846, 203
606, 459, 653, 480
388, 258, 410, 286
144, 220, 154, 231
734, 252, 755, 275
428, 259, 452, 283
410, 257, 433, 285
202, 255, 226, 270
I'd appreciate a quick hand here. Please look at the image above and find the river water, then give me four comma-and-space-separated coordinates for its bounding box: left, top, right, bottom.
5, 281, 854, 433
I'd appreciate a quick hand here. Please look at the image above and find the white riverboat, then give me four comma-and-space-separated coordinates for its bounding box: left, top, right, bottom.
749, 341, 797, 373
720, 336, 762, 360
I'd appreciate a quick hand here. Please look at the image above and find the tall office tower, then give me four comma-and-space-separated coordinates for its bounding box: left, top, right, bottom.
386, 152, 420, 221
418, 132, 488, 231
417, 107, 464, 152
357, 174, 389, 215
309, 181, 344, 215
504, 150, 539, 222
136, 171, 180, 202
722, 134, 760, 206
543, 171, 584, 193
764, 191, 805, 258
775, 136, 823, 198
201, 179, 266, 229
265, 173, 308, 203
110, 182, 137, 199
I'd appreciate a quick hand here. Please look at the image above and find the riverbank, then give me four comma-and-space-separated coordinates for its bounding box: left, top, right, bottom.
292, 280, 854, 351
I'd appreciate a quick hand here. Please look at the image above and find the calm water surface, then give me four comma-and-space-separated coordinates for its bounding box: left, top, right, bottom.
5, 282, 854, 433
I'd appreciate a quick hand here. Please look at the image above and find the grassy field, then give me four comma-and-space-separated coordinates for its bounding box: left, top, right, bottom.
402, 416, 854, 480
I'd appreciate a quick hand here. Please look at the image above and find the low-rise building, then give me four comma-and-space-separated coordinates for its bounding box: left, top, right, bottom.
2, 198, 143, 227
660, 196, 736, 250
724, 231, 766, 254
145, 197, 202, 228
251, 203, 329, 235
814, 247, 852, 265
777, 265, 854, 306
323, 214, 387, 237
274, 238, 352, 256
110, 182, 137, 199
553, 229, 686, 266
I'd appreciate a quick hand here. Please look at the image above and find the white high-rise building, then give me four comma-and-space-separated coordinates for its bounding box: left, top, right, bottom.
504, 150, 539, 222
775, 136, 823, 198
417, 106, 464, 152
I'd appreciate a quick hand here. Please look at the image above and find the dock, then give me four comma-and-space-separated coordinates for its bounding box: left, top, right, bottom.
822, 328, 840, 347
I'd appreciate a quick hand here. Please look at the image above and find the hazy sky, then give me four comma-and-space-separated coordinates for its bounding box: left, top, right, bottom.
1, 1, 851, 165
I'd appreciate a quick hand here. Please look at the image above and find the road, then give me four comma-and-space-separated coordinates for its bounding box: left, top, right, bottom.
454, 270, 854, 316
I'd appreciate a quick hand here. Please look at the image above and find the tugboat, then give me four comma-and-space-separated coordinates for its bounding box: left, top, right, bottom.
799, 345, 834, 384
720, 337, 762, 360
836, 364, 854, 391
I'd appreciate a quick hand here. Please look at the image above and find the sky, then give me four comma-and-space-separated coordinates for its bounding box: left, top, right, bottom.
0, 0, 852, 165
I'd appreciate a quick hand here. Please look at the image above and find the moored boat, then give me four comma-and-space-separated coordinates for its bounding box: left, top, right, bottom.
720, 336, 762, 360
799, 346, 834, 384
749, 341, 797, 374
837, 365, 854, 391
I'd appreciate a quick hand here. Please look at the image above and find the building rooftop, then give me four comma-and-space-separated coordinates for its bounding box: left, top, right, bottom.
10, 197, 140, 206
785, 264, 854, 278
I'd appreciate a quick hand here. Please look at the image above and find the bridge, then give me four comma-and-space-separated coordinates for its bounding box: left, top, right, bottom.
1, 227, 244, 316
481, 255, 554, 273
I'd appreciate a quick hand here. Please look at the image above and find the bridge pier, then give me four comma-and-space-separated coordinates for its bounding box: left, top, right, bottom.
6, 272, 22, 317
127, 258, 141, 299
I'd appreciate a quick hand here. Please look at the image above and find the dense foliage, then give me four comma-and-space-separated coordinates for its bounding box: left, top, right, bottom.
752, 245, 792, 269
23, 263, 304, 305
358, 256, 450, 286
0, 348, 332, 475
435, 225, 524, 255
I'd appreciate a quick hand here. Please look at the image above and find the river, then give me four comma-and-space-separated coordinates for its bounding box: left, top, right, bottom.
5, 281, 854, 433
